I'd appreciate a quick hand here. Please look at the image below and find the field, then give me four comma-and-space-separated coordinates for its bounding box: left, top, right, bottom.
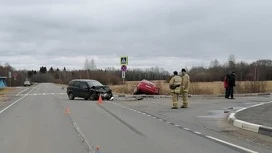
110, 81, 272, 95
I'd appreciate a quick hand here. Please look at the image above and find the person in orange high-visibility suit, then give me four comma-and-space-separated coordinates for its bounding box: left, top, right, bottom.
169, 71, 182, 109
180, 69, 190, 108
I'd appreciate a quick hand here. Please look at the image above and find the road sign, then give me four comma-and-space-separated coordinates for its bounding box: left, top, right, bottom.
121, 65, 127, 71
8, 72, 11, 78
120, 56, 128, 65
122, 71, 125, 79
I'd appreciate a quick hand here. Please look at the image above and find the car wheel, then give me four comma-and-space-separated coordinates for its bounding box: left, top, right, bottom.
84, 97, 89, 100
89, 92, 97, 101
68, 92, 75, 100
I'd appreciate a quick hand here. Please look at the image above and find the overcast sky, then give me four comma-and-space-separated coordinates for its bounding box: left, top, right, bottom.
0, 0, 271, 72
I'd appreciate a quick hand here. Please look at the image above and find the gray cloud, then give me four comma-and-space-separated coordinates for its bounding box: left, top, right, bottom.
0, 0, 272, 72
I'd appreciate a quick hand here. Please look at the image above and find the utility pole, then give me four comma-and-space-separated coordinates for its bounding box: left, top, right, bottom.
8, 71, 11, 87
254, 64, 257, 81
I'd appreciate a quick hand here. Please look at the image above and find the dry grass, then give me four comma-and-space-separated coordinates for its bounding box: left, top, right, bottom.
110, 81, 272, 95
0, 88, 14, 96
235, 81, 272, 94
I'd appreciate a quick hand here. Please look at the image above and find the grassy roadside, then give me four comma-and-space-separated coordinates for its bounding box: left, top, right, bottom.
52, 81, 272, 95
0, 88, 14, 96
110, 81, 272, 95
0, 88, 15, 104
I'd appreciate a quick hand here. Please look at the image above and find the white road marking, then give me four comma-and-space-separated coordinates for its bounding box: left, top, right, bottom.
0, 86, 37, 114
72, 122, 95, 153
16, 88, 30, 96
205, 136, 259, 153
42, 93, 46, 95
33, 94, 37, 96
152, 117, 157, 119
110, 101, 258, 153
147, 115, 151, 117
193, 131, 202, 135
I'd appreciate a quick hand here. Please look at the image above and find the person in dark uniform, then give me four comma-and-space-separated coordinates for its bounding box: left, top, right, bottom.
228, 71, 236, 99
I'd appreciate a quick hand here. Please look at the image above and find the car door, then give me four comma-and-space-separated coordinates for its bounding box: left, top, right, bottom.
73, 81, 81, 97
67, 81, 75, 95
79, 82, 89, 98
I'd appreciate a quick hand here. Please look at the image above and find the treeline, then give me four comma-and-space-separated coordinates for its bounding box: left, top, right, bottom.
0, 63, 170, 86
29, 66, 170, 85
0, 63, 28, 87
1, 56, 271, 87
105, 67, 170, 81
189, 59, 272, 82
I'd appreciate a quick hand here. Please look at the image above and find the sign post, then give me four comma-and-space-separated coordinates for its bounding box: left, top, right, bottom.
13, 73, 17, 86
8, 71, 11, 87
121, 65, 127, 71
120, 56, 128, 93
13, 73, 17, 81
8, 72, 11, 78
120, 56, 128, 65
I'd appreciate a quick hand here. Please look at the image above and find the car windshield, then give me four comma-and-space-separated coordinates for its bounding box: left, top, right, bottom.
87, 81, 103, 87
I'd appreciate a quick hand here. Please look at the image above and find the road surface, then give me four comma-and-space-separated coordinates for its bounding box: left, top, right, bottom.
0, 83, 271, 153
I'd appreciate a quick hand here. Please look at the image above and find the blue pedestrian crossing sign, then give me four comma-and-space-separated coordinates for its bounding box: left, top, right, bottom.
120, 56, 128, 65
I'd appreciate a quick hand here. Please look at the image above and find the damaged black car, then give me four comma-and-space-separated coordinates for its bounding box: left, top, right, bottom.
67, 79, 114, 101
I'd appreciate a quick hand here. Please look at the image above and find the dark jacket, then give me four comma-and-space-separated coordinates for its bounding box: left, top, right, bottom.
228, 74, 236, 87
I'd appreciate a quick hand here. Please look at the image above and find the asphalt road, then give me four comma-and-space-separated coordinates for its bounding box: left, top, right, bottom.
0, 83, 271, 153
236, 102, 272, 127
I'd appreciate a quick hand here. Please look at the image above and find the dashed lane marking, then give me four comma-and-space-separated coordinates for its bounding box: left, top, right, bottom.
16, 93, 66, 96
108, 101, 259, 153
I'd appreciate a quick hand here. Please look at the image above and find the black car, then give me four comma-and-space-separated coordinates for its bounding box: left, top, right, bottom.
66, 79, 114, 101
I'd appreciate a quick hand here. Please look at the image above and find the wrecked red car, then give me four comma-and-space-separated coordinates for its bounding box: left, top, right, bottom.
133, 80, 160, 95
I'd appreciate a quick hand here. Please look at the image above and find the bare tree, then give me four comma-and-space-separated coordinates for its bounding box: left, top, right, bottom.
83, 58, 90, 70
209, 59, 220, 68
84, 58, 97, 70
90, 59, 97, 70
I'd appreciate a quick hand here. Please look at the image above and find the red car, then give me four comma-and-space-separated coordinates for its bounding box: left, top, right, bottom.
133, 80, 160, 95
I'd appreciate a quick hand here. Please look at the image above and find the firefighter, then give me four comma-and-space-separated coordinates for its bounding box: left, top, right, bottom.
180, 69, 190, 108
169, 71, 182, 109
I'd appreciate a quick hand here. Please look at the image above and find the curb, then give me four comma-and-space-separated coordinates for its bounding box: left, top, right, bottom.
228, 101, 272, 137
